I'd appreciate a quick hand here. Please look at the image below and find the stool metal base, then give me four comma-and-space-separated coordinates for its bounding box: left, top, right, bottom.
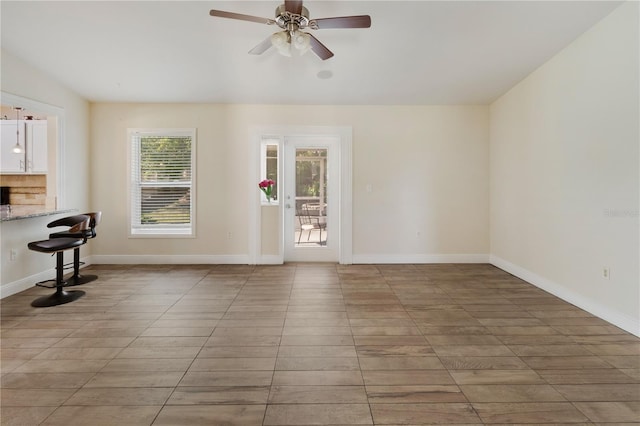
31, 289, 85, 307
60, 249, 98, 287
65, 274, 98, 287
29, 240, 87, 308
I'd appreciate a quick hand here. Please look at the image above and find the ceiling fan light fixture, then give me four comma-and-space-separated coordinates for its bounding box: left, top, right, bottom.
292, 30, 311, 54
271, 31, 292, 57
271, 29, 311, 57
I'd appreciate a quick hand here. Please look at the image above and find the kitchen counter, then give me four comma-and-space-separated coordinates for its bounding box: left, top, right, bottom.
1, 205, 76, 222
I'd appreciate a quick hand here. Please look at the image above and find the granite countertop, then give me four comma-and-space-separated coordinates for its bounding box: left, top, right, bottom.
0, 205, 77, 222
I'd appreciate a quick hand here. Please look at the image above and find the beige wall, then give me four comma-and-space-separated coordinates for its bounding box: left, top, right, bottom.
90, 104, 490, 261
490, 2, 639, 332
0, 49, 91, 289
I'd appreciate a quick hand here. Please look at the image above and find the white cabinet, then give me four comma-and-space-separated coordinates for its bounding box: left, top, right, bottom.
0, 120, 47, 174
26, 121, 48, 173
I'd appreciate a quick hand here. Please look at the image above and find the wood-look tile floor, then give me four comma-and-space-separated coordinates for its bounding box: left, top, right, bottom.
1, 263, 638, 425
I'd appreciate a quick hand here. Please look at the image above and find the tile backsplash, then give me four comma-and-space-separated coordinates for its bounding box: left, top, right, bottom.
0, 175, 47, 205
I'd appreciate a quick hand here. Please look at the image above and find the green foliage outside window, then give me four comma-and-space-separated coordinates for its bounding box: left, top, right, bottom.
139, 137, 191, 224
295, 150, 326, 200
141, 137, 191, 181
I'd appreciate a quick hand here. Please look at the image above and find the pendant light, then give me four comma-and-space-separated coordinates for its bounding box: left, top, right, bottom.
12, 107, 24, 154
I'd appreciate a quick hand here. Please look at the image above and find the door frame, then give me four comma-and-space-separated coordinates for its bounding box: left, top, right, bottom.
249, 125, 352, 265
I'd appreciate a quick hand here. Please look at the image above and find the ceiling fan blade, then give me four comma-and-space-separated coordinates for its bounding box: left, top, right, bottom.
248, 36, 273, 55
308, 34, 334, 60
209, 9, 275, 25
311, 15, 371, 29
284, 0, 303, 15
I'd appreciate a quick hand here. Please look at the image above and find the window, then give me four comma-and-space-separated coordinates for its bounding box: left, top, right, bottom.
260, 138, 279, 204
129, 129, 195, 237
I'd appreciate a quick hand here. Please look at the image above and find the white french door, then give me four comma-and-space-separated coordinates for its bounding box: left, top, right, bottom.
283, 136, 339, 262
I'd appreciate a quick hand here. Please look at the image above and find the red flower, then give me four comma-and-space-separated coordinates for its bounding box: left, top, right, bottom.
259, 179, 275, 188
258, 179, 276, 200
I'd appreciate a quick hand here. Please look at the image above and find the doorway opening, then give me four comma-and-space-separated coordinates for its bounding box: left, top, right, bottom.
249, 126, 352, 264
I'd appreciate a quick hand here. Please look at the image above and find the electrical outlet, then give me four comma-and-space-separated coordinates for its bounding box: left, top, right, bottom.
10, 249, 17, 261
602, 267, 610, 280
227, 231, 233, 240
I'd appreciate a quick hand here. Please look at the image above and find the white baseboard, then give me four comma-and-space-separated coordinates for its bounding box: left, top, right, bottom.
1, 257, 92, 299
352, 253, 490, 264
90, 254, 250, 265
258, 255, 283, 265
1, 270, 51, 299
490, 255, 640, 337
81, 253, 490, 266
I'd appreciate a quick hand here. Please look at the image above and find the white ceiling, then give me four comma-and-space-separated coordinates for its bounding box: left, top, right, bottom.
1, 1, 622, 105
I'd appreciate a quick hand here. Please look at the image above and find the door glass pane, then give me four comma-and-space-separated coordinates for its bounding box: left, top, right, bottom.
264, 143, 278, 201
294, 148, 327, 247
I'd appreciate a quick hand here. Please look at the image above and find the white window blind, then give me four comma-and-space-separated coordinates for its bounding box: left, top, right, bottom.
129, 129, 195, 237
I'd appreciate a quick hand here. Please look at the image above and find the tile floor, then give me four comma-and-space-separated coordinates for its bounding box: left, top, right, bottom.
1, 263, 638, 425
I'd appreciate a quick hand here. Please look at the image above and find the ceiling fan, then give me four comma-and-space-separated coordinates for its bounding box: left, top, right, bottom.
209, 0, 371, 60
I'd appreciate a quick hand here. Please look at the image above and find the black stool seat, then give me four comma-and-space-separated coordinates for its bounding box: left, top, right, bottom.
49, 229, 95, 239
28, 237, 85, 253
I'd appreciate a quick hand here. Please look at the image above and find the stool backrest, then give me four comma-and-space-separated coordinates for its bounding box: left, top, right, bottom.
69, 216, 91, 233
87, 211, 102, 229
48, 214, 90, 229
82, 211, 102, 238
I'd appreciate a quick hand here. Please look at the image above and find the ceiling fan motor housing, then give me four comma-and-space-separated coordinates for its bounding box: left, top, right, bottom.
275, 4, 311, 31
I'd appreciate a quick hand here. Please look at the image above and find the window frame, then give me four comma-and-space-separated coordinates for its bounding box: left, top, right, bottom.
127, 128, 196, 238
260, 138, 280, 205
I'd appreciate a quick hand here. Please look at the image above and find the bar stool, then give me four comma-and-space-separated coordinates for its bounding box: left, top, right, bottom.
28, 215, 90, 307
48, 211, 101, 286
